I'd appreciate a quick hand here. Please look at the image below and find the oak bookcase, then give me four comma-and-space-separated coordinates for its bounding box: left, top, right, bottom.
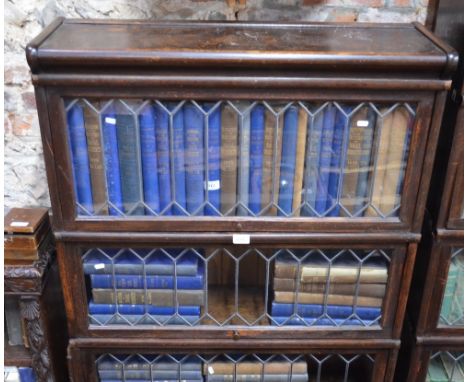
27, 19, 457, 382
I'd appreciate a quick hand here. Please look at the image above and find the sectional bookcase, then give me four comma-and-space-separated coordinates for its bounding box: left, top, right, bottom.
400, 89, 464, 382
27, 19, 457, 382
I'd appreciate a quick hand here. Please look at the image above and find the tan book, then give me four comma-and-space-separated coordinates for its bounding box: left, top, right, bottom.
84, 106, 108, 214
274, 291, 383, 307
301, 265, 388, 284
274, 261, 388, 284
340, 107, 369, 214
203, 361, 307, 375
92, 289, 204, 306
379, 108, 410, 215
273, 278, 386, 298
366, 108, 393, 217
220, 106, 239, 214
291, 108, 308, 215
261, 110, 278, 211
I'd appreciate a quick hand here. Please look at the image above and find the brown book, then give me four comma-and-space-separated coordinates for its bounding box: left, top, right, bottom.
261, 110, 277, 210
274, 291, 383, 307
366, 108, 393, 217
220, 106, 239, 214
274, 261, 387, 284
340, 107, 369, 214
291, 108, 308, 215
271, 114, 285, 215
92, 289, 205, 306
379, 108, 411, 215
203, 361, 307, 375
273, 278, 386, 298
84, 106, 108, 214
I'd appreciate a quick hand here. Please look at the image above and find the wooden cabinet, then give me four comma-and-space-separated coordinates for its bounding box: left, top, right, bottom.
27, 19, 457, 381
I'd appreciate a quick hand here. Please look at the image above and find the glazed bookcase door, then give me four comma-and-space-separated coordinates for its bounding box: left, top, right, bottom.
67, 345, 392, 382
56, 241, 411, 340
45, 88, 436, 233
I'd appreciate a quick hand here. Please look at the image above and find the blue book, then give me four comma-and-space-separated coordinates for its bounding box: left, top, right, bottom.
184, 104, 205, 215
138, 104, 160, 215
99, 369, 202, 380
204, 103, 222, 215
67, 104, 94, 214
301, 110, 324, 216
152, 356, 201, 371
90, 314, 200, 325
396, 117, 413, 197
326, 106, 351, 216
271, 316, 376, 326
154, 103, 172, 215
116, 114, 143, 215
82, 248, 200, 276
101, 108, 123, 215
237, 110, 250, 216
101, 380, 202, 382
89, 263, 204, 289
248, 104, 265, 214
18, 368, 36, 382
88, 302, 200, 315
315, 104, 337, 215
169, 104, 187, 215
270, 302, 381, 320
354, 107, 377, 216
277, 106, 299, 216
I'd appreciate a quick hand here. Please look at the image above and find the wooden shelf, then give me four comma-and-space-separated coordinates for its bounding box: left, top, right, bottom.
4, 344, 32, 367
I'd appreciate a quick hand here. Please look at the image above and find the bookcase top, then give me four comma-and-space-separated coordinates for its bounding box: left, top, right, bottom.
27, 19, 457, 76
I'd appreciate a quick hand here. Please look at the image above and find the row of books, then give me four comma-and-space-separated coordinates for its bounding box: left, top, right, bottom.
427, 353, 463, 382
97, 357, 307, 382
270, 258, 388, 326
68, 101, 412, 217
440, 255, 464, 325
4, 367, 36, 382
84, 250, 205, 325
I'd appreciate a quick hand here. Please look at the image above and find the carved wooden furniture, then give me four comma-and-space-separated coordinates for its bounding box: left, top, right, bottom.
26, 19, 457, 381
4, 208, 69, 382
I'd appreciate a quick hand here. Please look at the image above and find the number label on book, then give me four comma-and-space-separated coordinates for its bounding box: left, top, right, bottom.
94, 263, 106, 270
205, 180, 221, 191
357, 120, 369, 127
10, 221, 29, 227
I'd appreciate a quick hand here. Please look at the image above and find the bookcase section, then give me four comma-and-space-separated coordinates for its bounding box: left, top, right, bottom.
438, 247, 464, 327
82, 246, 392, 328
426, 350, 464, 382
94, 352, 376, 382
65, 99, 414, 220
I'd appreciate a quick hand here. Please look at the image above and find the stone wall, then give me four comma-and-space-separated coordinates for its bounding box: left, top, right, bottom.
4, 0, 429, 208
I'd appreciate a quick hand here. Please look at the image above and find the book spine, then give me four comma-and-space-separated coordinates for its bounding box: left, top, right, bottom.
274, 261, 299, 279
207, 374, 308, 382
67, 104, 94, 214
354, 107, 377, 216
277, 106, 299, 216
171, 105, 187, 215
184, 104, 205, 215
315, 104, 336, 215
98, 370, 150, 380
18, 368, 36, 382
327, 106, 350, 216
292, 108, 308, 215
379, 108, 410, 216
300, 265, 388, 284
273, 291, 383, 307
237, 111, 250, 215
261, 110, 276, 210
270, 302, 381, 320
101, 109, 123, 215
301, 111, 324, 216
220, 106, 239, 214
152, 361, 202, 371
92, 289, 204, 306
205, 103, 222, 215
83, 106, 108, 214
154, 103, 172, 215
88, 302, 201, 315
248, 104, 265, 214
366, 109, 393, 217
271, 316, 375, 327
90, 314, 199, 325
138, 104, 160, 214
204, 362, 307, 375
116, 114, 143, 215
90, 274, 204, 290
152, 370, 203, 379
